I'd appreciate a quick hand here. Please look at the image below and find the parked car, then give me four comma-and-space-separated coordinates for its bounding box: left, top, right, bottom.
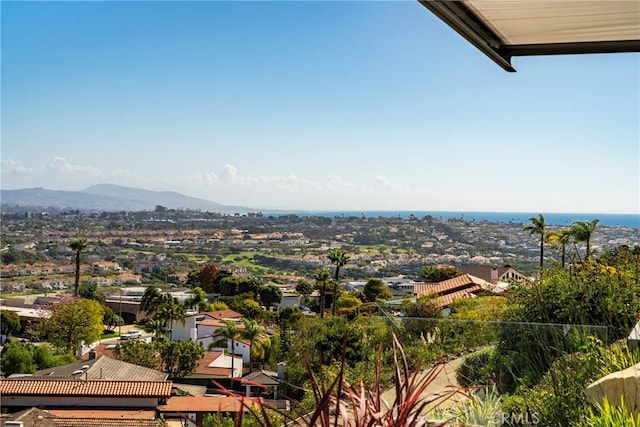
120, 331, 142, 340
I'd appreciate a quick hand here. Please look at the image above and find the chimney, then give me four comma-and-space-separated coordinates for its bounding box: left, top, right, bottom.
490, 268, 498, 283
277, 362, 286, 380
88, 349, 97, 360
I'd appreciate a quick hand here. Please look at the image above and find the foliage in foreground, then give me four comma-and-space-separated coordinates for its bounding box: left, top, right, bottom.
218, 333, 461, 427
585, 398, 640, 427
494, 260, 640, 392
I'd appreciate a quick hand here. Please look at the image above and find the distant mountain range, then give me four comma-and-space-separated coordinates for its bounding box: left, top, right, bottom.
0, 184, 258, 214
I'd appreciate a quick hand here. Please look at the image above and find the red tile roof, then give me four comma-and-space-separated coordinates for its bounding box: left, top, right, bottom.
157, 396, 260, 413
431, 289, 480, 308
414, 274, 489, 308
198, 318, 233, 328
0, 379, 172, 397
193, 351, 240, 377
46, 409, 156, 420
51, 419, 164, 427
415, 274, 488, 298
205, 309, 243, 320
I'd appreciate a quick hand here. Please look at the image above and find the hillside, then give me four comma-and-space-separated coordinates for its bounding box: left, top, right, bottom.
0, 184, 255, 214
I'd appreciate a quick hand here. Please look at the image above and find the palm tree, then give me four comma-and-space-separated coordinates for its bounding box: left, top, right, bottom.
140, 286, 162, 319
157, 294, 186, 341
314, 268, 332, 319
209, 319, 241, 377
69, 239, 87, 297
146, 318, 169, 338
240, 319, 263, 372
571, 219, 599, 259
327, 248, 350, 315
523, 214, 546, 268
546, 228, 572, 269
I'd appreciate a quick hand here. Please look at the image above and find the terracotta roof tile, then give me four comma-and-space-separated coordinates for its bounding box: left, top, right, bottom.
431, 289, 480, 308
0, 379, 172, 397
157, 396, 260, 413
415, 274, 489, 298
205, 309, 243, 320
46, 409, 156, 420
50, 419, 164, 427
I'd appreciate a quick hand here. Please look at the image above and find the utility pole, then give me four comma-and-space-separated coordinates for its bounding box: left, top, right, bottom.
119, 290, 123, 336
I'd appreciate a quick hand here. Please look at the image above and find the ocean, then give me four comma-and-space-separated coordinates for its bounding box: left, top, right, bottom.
299, 211, 640, 228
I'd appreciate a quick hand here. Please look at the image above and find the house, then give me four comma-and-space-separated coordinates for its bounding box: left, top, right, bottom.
170, 309, 244, 343
0, 407, 164, 427
238, 365, 284, 399
157, 395, 260, 427
0, 379, 172, 410
188, 350, 243, 380
413, 274, 493, 308
33, 355, 168, 382
462, 265, 528, 285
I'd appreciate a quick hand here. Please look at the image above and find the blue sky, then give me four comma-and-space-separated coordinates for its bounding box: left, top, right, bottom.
2, 1, 639, 213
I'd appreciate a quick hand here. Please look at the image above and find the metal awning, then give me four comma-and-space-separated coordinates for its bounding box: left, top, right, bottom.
420, 1, 640, 71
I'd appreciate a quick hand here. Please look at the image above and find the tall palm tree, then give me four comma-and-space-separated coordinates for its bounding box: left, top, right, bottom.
523, 214, 546, 268
571, 219, 599, 259
140, 286, 162, 319
146, 318, 169, 338
546, 228, 573, 269
240, 319, 263, 372
314, 268, 332, 319
327, 248, 350, 315
157, 294, 186, 341
69, 239, 87, 297
209, 319, 241, 377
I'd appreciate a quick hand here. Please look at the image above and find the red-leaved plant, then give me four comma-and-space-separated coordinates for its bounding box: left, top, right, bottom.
214, 332, 464, 427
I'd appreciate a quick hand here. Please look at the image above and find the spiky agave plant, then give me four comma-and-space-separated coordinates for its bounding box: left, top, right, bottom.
220, 332, 463, 427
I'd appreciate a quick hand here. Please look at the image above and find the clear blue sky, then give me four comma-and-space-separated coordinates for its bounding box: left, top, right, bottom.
2, 1, 639, 213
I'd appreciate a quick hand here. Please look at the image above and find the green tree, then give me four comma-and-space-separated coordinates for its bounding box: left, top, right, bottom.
494, 261, 640, 392
420, 265, 462, 282
327, 248, 350, 315
209, 319, 242, 376
571, 218, 599, 260
103, 307, 124, 332
240, 319, 264, 372
363, 278, 393, 302
44, 298, 104, 353
546, 228, 573, 268
159, 339, 205, 378
314, 268, 332, 319
69, 239, 88, 297
79, 282, 105, 304
219, 276, 240, 296
337, 293, 362, 310
1, 310, 21, 336
140, 286, 162, 319
1, 341, 36, 375
295, 279, 313, 305
113, 339, 162, 369
188, 286, 207, 312
258, 284, 282, 308
156, 294, 186, 340
146, 318, 170, 338
524, 214, 547, 268
186, 269, 201, 288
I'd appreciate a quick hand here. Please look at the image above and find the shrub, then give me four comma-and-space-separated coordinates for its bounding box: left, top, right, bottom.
585, 398, 640, 427
522, 338, 605, 426
456, 346, 495, 387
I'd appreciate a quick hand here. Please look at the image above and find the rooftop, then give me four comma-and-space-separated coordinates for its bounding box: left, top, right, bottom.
0, 379, 173, 398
